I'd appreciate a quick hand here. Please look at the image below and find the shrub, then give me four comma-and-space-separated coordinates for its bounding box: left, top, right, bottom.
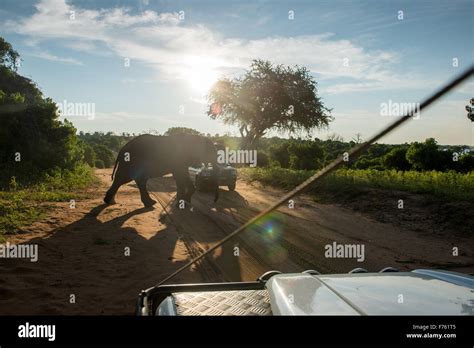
94, 159, 105, 169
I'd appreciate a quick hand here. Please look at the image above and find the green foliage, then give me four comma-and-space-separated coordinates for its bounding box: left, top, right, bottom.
269, 142, 291, 168
0, 66, 42, 104
0, 37, 87, 188
78, 131, 129, 154
83, 143, 97, 167
208, 59, 332, 148
256, 152, 270, 167
383, 147, 411, 170
0, 193, 43, 239
164, 127, 203, 136
0, 37, 20, 71
0, 95, 84, 176
92, 144, 114, 168
322, 137, 350, 163
458, 153, 474, 172
78, 131, 136, 168
0, 164, 97, 239
406, 138, 442, 171
0, 37, 98, 239
239, 167, 474, 201
288, 141, 325, 170
94, 159, 105, 169
212, 134, 471, 174
353, 155, 381, 170
39, 163, 97, 191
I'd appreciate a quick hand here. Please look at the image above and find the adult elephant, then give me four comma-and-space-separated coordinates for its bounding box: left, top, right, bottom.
104, 134, 220, 207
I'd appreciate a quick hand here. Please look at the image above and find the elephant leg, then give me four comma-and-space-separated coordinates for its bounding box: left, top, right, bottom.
136, 178, 156, 207
173, 170, 187, 206
184, 175, 195, 203
104, 175, 130, 205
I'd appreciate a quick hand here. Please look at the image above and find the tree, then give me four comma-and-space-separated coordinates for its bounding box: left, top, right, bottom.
207, 60, 332, 149
1, 37, 85, 176
353, 155, 381, 169
256, 152, 270, 167
383, 147, 411, 170
352, 133, 363, 144
323, 136, 349, 163
164, 127, 203, 136
288, 141, 325, 170
0, 37, 20, 71
406, 138, 445, 171
458, 153, 474, 172
94, 159, 105, 169
269, 141, 291, 168
93, 144, 114, 168
466, 98, 473, 122
0, 37, 85, 181
83, 143, 97, 167
326, 133, 344, 142
406, 138, 438, 170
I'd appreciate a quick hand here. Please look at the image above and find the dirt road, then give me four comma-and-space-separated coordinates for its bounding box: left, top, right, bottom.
1, 168, 472, 314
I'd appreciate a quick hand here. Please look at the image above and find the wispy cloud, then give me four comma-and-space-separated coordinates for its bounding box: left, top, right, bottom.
29, 51, 84, 65
4, 0, 429, 94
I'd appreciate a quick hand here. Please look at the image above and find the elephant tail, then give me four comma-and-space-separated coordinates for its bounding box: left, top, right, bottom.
111, 151, 121, 180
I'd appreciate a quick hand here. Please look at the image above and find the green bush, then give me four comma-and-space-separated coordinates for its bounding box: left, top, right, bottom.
256, 152, 269, 167
239, 167, 474, 201
269, 142, 291, 168
93, 144, 114, 168
288, 141, 324, 170
94, 159, 105, 169
383, 147, 411, 170
354, 155, 381, 169
83, 143, 97, 167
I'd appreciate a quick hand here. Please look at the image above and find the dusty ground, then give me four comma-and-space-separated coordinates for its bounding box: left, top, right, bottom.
0, 168, 473, 314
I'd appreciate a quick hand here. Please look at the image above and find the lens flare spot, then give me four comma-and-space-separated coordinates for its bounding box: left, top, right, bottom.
243, 212, 288, 264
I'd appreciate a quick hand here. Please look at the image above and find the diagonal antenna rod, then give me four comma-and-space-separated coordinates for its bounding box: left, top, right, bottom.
154, 65, 474, 287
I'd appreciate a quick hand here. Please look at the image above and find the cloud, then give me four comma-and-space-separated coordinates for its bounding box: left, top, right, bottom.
29, 51, 84, 65
4, 0, 428, 94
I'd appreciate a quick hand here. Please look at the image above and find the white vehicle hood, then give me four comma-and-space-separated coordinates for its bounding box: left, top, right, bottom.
265, 270, 474, 315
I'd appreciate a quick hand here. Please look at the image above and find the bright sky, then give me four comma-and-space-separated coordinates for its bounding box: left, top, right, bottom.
1, 0, 472, 144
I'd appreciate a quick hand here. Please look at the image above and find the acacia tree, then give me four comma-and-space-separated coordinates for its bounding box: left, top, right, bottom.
207, 60, 332, 149
164, 127, 203, 136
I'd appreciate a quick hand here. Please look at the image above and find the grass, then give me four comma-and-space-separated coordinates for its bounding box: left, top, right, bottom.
0, 164, 98, 242
239, 167, 474, 201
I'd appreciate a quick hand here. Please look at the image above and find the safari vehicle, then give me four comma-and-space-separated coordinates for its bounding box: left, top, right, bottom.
189, 163, 237, 191
136, 268, 474, 315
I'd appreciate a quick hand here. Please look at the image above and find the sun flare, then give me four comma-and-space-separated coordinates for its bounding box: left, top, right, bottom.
183, 55, 219, 95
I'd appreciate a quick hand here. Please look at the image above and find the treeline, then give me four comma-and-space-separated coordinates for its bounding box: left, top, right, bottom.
257, 137, 474, 173
80, 126, 473, 174
77, 128, 203, 169
78, 132, 133, 169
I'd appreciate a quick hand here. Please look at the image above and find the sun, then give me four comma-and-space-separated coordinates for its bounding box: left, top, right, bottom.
183, 55, 219, 95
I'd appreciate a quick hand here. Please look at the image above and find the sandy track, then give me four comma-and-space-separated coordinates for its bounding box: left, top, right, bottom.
0, 168, 472, 315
